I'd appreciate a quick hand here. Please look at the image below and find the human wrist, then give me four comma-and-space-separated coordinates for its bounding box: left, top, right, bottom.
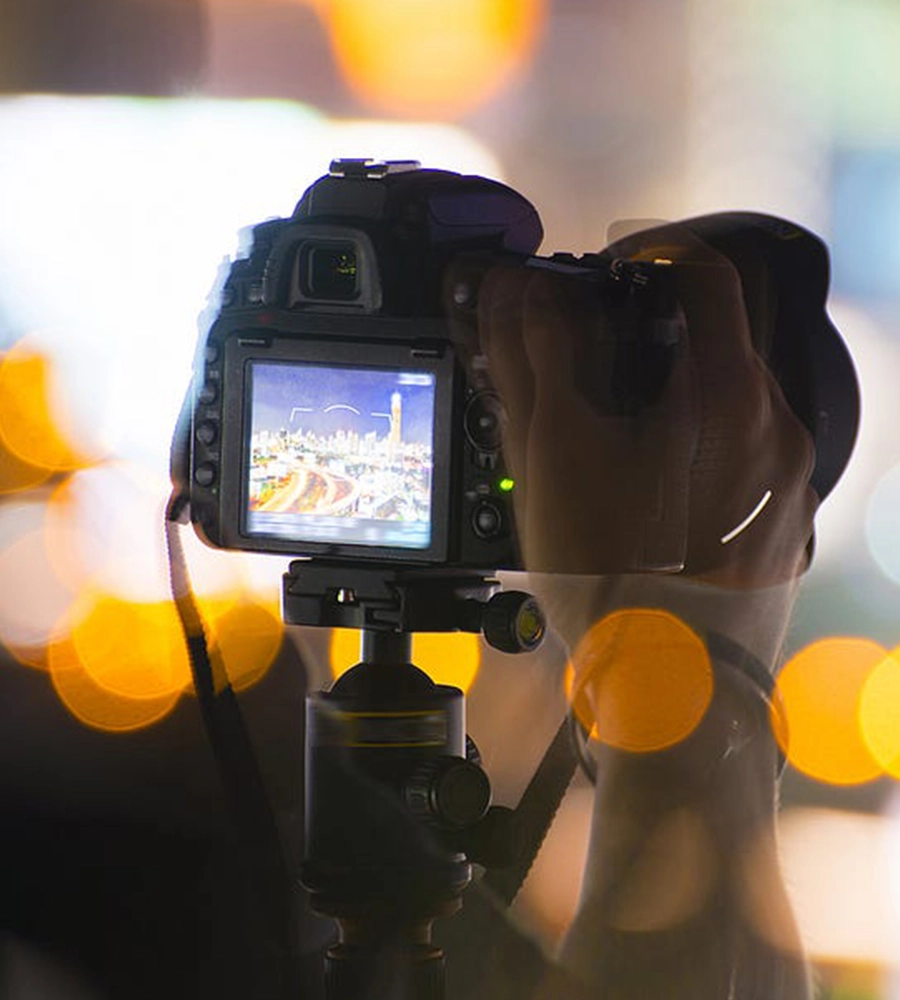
584, 659, 782, 816
522, 571, 801, 675
554, 579, 790, 796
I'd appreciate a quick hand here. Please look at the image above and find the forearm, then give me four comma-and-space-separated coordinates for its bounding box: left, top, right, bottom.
542, 575, 812, 1000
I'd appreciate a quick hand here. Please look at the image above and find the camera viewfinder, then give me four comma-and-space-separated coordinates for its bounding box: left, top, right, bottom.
303, 241, 360, 301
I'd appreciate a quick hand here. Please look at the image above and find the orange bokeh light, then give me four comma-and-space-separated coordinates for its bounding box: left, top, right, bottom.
49, 634, 182, 733
330, 628, 481, 692
0, 448, 52, 495
207, 598, 284, 693
775, 637, 886, 786
0, 340, 98, 475
859, 646, 900, 779
323, 0, 546, 118
70, 594, 194, 700
568, 609, 714, 753
43, 589, 284, 732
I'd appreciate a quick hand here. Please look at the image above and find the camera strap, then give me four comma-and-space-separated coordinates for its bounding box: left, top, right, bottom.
165, 495, 299, 967
481, 715, 580, 907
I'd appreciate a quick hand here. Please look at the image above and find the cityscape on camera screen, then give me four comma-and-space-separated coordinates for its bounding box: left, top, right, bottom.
245, 361, 435, 549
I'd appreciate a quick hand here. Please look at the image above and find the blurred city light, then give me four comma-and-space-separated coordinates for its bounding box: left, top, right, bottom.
69, 593, 193, 700
44, 588, 283, 732
0, 445, 52, 495
48, 632, 183, 733
0, 96, 500, 478
0, 95, 499, 725
204, 597, 284, 692
777, 807, 900, 966
684, 0, 831, 227
567, 609, 713, 754
0, 0, 898, 992
322, 0, 546, 119
860, 649, 900, 779
832, 149, 900, 302
775, 637, 886, 785
866, 462, 900, 587
0, 337, 100, 476
0, 512, 78, 656
817, 302, 900, 568
330, 627, 482, 693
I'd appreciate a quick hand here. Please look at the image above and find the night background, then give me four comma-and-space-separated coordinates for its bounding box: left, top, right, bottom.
1, 1, 900, 997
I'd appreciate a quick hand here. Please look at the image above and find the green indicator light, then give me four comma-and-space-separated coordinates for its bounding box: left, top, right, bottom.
497, 477, 516, 494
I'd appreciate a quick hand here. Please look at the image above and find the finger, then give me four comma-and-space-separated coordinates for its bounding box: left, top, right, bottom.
605, 222, 757, 369
476, 265, 537, 481
605, 219, 728, 265
519, 270, 594, 393
606, 218, 671, 245
442, 255, 495, 369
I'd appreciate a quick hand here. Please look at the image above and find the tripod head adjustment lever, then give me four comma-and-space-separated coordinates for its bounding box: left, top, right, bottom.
405, 756, 492, 830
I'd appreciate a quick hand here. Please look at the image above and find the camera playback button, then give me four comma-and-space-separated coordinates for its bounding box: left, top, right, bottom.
195, 420, 218, 446
194, 462, 217, 488
472, 501, 503, 539
464, 392, 505, 452
198, 381, 218, 406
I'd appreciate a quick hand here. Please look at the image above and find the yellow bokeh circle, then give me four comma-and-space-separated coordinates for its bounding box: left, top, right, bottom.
208, 599, 284, 693
330, 628, 481, 692
859, 647, 900, 778
49, 635, 182, 733
568, 609, 713, 754
70, 595, 193, 699
775, 637, 886, 785
0, 340, 97, 473
324, 0, 546, 118
49, 590, 283, 732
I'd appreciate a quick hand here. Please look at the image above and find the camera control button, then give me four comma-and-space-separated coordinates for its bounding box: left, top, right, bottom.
195, 421, 218, 446
194, 463, 217, 488
464, 392, 505, 452
198, 381, 218, 405
472, 501, 503, 539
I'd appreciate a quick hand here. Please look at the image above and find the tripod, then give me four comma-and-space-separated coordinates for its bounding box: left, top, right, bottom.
284, 563, 544, 1000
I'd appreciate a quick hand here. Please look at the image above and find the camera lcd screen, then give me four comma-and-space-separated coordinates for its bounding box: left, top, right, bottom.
244, 361, 436, 550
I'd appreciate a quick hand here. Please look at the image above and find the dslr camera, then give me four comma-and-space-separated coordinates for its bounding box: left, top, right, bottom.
181, 158, 688, 572
179, 158, 857, 575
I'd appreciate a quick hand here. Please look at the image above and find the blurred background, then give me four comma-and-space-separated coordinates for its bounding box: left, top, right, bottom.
2, 0, 900, 996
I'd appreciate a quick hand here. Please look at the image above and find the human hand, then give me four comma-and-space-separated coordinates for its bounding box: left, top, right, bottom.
446, 228, 817, 1000
448, 223, 817, 590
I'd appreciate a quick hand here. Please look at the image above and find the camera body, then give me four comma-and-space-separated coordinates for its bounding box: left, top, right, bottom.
183, 159, 678, 572
180, 158, 859, 575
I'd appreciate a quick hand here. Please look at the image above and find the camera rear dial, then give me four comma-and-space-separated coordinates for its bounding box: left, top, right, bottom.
464, 391, 505, 453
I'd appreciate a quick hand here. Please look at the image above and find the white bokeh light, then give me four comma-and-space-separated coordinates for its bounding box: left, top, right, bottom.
0, 96, 501, 478
811, 301, 900, 567
866, 463, 900, 586
778, 807, 900, 967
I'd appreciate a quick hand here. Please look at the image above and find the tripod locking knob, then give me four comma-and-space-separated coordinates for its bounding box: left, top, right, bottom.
405, 756, 492, 830
482, 591, 545, 653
